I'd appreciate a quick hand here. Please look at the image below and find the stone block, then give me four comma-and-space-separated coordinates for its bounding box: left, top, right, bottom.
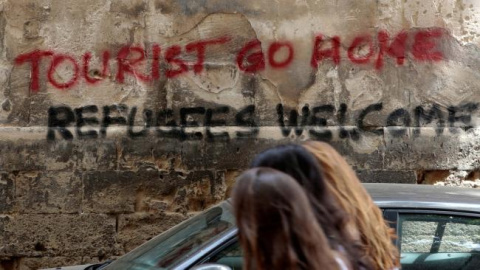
0, 137, 117, 172
0, 140, 79, 172
383, 127, 464, 170
417, 170, 450, 185
201, 138, 283, 170
83, 170, 180, 214
454, 128, 480, 171
1, 214, 117, 257
15, 171, 82, 214
356, 170, 417, 184
0, 216, 6, 256
0, 141, 46, 172
168, 170, 224, 214
117, 137, 183, 171
84, 168, 227, 215
0, 173, 14, 213
76, 139, 118, 171
222, 170, 242, 199
328, 132, 385, 171
176, 140, 208, 170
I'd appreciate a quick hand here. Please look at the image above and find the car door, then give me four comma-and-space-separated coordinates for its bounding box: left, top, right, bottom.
384, 209, 480, 270
196, 237, 242, 270
198, 209, 480, 270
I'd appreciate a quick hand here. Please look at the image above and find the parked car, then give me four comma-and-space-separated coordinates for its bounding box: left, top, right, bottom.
45, 183, 480, 270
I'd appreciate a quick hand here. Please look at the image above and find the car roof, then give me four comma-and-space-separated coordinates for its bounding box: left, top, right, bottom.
364, 183, 480, 213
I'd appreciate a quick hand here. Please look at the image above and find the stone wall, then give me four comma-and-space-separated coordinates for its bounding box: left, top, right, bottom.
1, 0, 480, 269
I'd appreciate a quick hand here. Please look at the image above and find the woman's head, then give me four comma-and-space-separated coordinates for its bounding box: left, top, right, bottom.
302, 141, 399, 270
250, 144, 327, 199
232, 168, 341, 270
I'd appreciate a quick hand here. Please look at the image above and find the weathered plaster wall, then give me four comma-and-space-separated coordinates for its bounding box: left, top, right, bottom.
1, 0, 480, 269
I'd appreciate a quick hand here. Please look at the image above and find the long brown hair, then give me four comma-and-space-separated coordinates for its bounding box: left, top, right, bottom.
232, 168, 343, 270
250, 144, 369, 270
303, 141, 400, 270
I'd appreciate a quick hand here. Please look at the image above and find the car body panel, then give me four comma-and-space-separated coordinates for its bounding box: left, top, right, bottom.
365, 183, 480, 213
42, 265, 93, 270
174, 229, 238, 270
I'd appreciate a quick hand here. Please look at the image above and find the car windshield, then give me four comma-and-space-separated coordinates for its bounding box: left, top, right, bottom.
106, 201, 235, 270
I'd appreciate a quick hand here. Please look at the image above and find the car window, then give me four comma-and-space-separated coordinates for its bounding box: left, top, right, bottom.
401, 219, 439, 253
399, 213, 480, 270
207, 213, 480, 270
439, 220, 480, 252
208, 242, 243, 270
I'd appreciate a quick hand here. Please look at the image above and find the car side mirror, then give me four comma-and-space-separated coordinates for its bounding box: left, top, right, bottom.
190, 263, 233, 270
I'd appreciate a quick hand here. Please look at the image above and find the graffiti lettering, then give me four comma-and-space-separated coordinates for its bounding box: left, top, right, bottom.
47, 106, 75, 140
116, 46, 152, 83
448, 103, 478, 133
413, 104, 444, 136
15, 50, 54, 92
348, 35, 375, 64
83, 51, 110, 84
205, 107, 230, 141
75, 105, 99, 139
412, 29, 444, 61
268, 41, 295, 68
236, 39, 265, 73
48, 54, 80, 89
128, 107, 152, 138
47, 101, 478, 141
376, 30, 408, 70
309, 105, 335, 141
235, 105, 258, 138
16, 29, 446, 92
337, 103, 360, 140
186, 37, 231, 74
357, 103, 384, 135
276, 104, 309, 137
311, 35, 341, 67
386, 108, 411, 137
